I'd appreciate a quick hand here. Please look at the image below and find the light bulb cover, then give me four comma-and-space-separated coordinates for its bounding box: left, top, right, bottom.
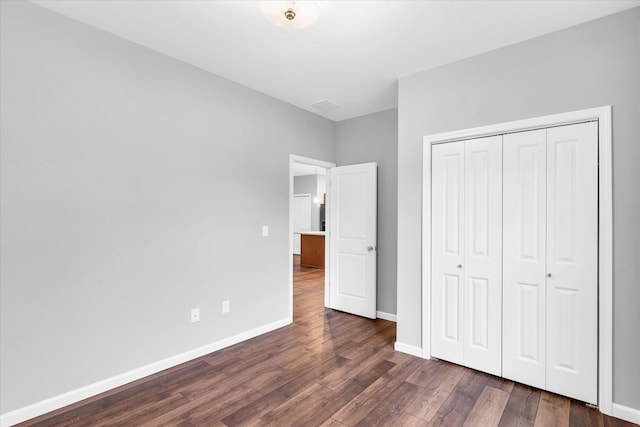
260, 1, 320, 30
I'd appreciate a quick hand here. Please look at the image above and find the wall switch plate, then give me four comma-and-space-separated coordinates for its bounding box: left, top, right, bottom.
262, 225, 269, 237
191, 308, 200, 323
222, 300, 230, 313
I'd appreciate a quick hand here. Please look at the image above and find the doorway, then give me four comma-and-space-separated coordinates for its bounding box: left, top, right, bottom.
289, 155, 335, 321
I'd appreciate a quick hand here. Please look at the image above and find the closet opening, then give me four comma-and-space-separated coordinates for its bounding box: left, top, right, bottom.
421, 106, 613, 415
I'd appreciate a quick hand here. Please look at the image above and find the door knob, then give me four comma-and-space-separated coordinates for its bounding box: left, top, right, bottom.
547, 273, 552, 278
367, 246, 375, 252
457, 264, 463, 269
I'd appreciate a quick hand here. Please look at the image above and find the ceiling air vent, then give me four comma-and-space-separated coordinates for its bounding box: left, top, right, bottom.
311, 99, 339, 112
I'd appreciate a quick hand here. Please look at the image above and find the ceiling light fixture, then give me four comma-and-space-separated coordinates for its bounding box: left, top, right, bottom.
260, 1, 321, 30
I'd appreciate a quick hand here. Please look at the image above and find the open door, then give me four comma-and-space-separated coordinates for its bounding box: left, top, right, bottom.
327, 163, 377, 319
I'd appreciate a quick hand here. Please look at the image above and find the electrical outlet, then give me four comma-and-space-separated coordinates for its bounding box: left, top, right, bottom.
191, 308, 200, 323
222, 300, 230, 314
262, 225, 269, 237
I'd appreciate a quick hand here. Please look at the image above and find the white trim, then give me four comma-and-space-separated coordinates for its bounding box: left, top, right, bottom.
612, 403, 640, 425
597, 106, 614, 416
421, 138, 432, 360
289, 155, 335, 319
376, 311, 397, 322
0, 317, 290, 427
422, 107, 607, 144
421, 106, 613, 415
394, 341, 424, 358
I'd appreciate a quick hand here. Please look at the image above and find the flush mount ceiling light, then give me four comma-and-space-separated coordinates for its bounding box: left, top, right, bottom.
260, 1, 321, 30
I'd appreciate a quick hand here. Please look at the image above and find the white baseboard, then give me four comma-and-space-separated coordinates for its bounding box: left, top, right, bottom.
0, 317, 291, 427
394, 341, 424, 358
376, 311, 397, 322
612, 402, 640, 424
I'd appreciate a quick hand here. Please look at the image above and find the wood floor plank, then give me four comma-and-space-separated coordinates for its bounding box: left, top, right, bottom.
428, 368, 490, 426
403, 361, 467, 422
302, 356, 407, 426
569, 401, 605, 427
463, 385, 511, 427
354, 381, 420, 426
72, 392, 190, 427
17, 257, 634, 427
534, 391, 571, 427
253, 382, 332, 426
319, 417, 347, 426
405, 358, 441, 387
143, 384, 263, 426
220, 355, 350, 426
331, 357, 424, 424
498, 382, 541, 427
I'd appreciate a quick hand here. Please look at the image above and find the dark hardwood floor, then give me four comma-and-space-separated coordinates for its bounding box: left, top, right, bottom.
18, 257, 636, 426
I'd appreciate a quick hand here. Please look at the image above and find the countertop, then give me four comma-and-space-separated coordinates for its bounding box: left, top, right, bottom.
299, 231, 326, 236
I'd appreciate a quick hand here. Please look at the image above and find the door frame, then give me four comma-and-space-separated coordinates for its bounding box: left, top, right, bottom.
289, 155, 336, 322
421, 106, 613, 414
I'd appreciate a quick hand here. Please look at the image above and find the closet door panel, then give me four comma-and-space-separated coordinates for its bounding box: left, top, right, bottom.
502, 129, 547, 389
463, 136, 502, 376
546, 122, 598, 404
431, 141, 465, 364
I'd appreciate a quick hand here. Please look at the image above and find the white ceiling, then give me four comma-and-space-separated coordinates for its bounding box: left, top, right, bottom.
32, 0, 639, 122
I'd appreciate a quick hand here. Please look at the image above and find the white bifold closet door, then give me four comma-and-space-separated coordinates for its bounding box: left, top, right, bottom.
502, 129, 548, 389
503, 122, 598, 404
431, 135, 503, 376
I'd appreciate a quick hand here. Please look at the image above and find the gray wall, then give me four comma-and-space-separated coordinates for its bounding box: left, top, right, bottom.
396, 7, 640, 408
294, 174, 321, 231
0, 1, 334, 413
336, 109, 398, 315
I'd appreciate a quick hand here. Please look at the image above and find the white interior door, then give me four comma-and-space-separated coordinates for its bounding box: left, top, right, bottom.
328, 163, 377, 319
431, 141, 465, 364
546, 122, 598, 404
503, 129, 547, 389
463, 136, 502, 376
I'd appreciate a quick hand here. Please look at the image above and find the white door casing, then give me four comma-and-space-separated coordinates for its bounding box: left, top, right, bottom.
503, 129, 547, 389
328, 163, 377, 319
431, 136, 502, 375
289, 155, 336, 321
545, 122, 598, 404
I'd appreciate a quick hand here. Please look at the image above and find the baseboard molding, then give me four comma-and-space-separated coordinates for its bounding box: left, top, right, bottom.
376, 311, 397, 322
394, 341, 424, 358
612, 402, 640, 424
0, 317, 291, 427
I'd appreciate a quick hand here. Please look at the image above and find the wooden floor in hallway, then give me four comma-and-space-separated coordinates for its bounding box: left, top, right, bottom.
18, 256, 636, 426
